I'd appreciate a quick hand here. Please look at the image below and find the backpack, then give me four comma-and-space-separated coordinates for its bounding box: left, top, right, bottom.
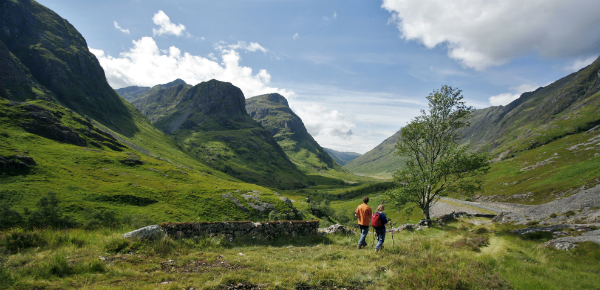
371, 212, 382, 227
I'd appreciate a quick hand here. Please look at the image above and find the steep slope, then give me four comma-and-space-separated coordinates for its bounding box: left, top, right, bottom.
323, 148, 361, 166
115, 86, 150, 102
126, 80, 309, 189
0, 0, 137, 136
245, 93, 339, 172
344, 130, 404, 177
458, 57, 600, 156
0, 0, 299, 221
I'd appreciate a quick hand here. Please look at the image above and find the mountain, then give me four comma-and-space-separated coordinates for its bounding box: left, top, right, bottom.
123, 80, 309, 189
323, 148, 361, 166
0, 0, 297, 223
343, 130, 404, 177
0, 0, 139, 136
245, 93, 338, 172
116, 79, 186, 103
344, 57, 600, 202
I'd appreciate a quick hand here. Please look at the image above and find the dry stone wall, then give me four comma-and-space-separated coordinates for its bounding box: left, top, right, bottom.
159, 220, 319, 240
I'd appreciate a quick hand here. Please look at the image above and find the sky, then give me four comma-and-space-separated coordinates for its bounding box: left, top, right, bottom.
37, 0, 600, 154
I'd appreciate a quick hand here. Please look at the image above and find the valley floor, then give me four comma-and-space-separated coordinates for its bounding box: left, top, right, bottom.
2, 218, 600, 289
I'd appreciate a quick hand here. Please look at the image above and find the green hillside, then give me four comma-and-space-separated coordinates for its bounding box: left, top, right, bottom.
0, 0, 300, 223
122, 79, 312, 189
0, 99, 295, 224
343, 130, 404, 178
323, 147, 361, 166
245, 93, 339, 172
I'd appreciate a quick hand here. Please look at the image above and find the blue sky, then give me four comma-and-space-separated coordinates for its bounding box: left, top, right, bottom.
38, 0, 600, 154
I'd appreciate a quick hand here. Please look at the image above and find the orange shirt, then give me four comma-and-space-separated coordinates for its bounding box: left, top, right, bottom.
355, 203, 372, 226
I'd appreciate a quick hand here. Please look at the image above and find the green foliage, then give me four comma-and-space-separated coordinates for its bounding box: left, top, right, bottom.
389, 85, 490, 220
0, 228, 46, 253
27, 192, 75, 229
84, 209, 119, 230
0, 203, 24, 230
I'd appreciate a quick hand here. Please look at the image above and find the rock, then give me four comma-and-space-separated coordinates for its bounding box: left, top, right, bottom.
321, 224, 354, 235
122, 225, 165, 240
417, 219, 432, 227
544, 229, 600, 250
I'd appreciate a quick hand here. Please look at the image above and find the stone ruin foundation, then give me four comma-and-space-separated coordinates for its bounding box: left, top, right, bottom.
128, 220, 320, 240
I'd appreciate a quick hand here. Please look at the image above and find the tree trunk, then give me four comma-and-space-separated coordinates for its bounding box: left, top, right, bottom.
422, 203, 431, 220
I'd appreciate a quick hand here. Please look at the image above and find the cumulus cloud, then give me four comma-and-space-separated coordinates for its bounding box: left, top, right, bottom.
565, 56, 597, 72
292, 105, 355, 139
293, 33, 299, 40
152, 10, 186, 36
489, 84, 538, 106
113, 21, 130, 34
382, 0, 600, 70
214, 41, 267, 53
89, 37, 291, 98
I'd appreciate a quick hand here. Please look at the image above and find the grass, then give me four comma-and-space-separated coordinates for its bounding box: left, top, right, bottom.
2, 219, 599, 289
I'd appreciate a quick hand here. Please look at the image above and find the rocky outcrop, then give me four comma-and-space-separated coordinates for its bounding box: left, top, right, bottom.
122, 225, 165, 240
0, 155, 36, 172
246, 93, 337, 171
545, 229, 600, 250
5, 101, 126, 150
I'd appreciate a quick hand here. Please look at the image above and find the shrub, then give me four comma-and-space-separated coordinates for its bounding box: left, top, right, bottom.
27, 192, 75, 229
549, 213, 558, 218
564, 210, 576, 217
84, 209, 119, 230
0, 229, 47, 253
526, 220, 540, 226
105, 238, 131, 254
0, 204, 24, 230
450, 237, 489, 252
45, 253, 74, 277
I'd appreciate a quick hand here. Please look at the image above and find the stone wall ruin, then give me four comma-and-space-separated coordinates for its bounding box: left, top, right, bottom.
154, 220, 319, 240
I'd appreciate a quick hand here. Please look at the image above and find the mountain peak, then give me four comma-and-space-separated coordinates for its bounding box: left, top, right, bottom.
191, 79, 246, 117
163, 78, 186, 88
252, 93, 289, 107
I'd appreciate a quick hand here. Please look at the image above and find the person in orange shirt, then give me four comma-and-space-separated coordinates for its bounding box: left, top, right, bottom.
354, 196, 372, 249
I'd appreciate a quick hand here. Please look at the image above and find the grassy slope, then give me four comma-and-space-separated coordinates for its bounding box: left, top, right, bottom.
343, 130, 404, 178
0, 99, 295, 224
2, 220, 599, 289
245, 94, 343, 173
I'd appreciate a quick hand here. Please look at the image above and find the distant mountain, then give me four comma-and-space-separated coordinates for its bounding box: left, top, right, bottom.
323, 148, 361, 166
126, 80, 308, 189
116, 79, 186, 103
115, 86, 150, 102
343, 130, 404, 176
245, 93, 339, 172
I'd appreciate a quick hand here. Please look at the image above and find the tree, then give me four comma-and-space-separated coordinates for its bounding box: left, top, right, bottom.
387, 85, 489, 222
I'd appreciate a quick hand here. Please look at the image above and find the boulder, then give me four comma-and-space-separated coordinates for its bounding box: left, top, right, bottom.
122, 225, 165, 240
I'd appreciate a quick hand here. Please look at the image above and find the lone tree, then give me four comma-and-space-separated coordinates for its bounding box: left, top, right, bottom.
387, 85, 489, 222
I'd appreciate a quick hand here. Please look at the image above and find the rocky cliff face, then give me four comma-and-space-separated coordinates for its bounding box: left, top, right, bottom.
0, 0, 134, 134
246, 93, 339, 171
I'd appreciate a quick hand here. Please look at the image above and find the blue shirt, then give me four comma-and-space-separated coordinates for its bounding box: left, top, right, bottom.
374, 212, 388, 230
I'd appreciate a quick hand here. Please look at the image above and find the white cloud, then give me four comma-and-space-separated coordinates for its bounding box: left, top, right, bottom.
564, 56, 597, 72
89, 36, 291, 98
382, 0, 600, 70
489, 84, 538, 106
113, 21, 130, 34
293, 33, 299, 40
152, 10, 186, 36
292, 105, 355, 139
333, 11, 337, 19
214, 41, 267, 53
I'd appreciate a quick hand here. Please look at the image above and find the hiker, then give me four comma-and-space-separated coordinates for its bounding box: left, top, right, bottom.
354, 196, 372, 249
372, 204, 390, 252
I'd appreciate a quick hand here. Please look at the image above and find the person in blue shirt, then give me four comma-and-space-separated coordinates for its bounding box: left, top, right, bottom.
373, 204, 390, 251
